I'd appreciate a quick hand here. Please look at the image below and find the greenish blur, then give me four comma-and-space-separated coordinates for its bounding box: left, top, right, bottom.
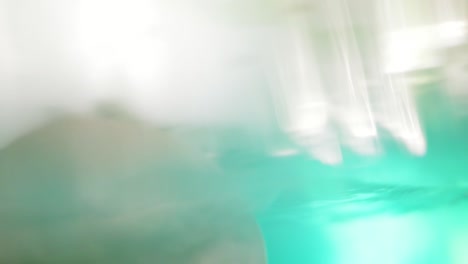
256, 81, 468, 264
1, 82, 467, 263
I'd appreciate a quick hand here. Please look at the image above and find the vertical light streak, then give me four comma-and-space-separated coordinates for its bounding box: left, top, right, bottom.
324, 0, 377, 155
375, 0, 427, 155
271, 10, 342, 164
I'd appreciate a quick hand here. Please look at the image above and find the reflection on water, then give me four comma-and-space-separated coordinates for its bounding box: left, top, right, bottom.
265, 181, 468, 222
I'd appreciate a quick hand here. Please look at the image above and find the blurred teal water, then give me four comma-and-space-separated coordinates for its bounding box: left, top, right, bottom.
254, 82, 468, 264
0, 82, 467, 263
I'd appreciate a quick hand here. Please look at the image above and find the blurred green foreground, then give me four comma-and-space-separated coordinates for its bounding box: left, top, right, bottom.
1, 84, 468, 263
